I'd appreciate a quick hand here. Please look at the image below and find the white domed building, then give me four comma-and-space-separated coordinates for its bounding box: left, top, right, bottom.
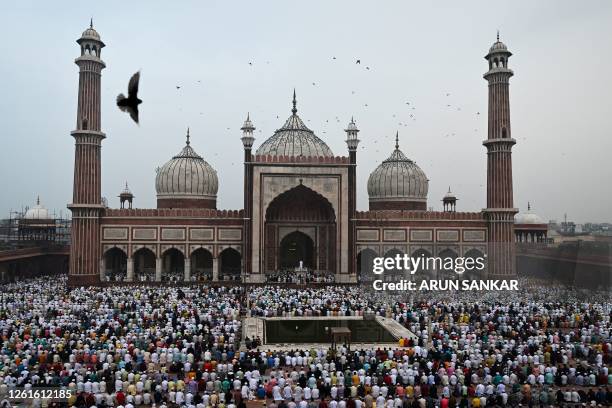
24, 197, 51, 221
514, 203, 548, 243
19, 197, 57, 241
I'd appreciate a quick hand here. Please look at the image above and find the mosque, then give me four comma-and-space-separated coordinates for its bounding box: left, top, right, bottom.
67, 23, 544, 286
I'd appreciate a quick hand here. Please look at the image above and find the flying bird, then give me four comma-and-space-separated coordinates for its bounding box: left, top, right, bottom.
176, 86, 181, 89
116, 71, 142, 124
356, 59, 361, 64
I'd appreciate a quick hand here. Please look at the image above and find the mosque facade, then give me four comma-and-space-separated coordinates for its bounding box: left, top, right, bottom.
67, 24, 524, 286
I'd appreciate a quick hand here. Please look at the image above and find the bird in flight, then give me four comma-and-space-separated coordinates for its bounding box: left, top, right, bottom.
356, 59, 361, 64
116, 71, 142, 124
176, 86, 181, 90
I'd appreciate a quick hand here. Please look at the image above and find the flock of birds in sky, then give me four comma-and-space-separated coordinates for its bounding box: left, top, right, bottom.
113, 54, 517, 197
115, 56, 482, 132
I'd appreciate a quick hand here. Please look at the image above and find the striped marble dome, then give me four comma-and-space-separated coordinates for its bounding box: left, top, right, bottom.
255, 92, 333, 158
155, 131, 218, 201
367, 134, 428, 208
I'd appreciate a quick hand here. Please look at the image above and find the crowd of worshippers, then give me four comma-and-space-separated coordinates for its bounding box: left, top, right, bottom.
0, 276, 610, 407
265, 271, 336, 284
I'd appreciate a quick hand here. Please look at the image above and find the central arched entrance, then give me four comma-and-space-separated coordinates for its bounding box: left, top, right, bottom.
279, 231, 314, 269
264, 184, 336, 275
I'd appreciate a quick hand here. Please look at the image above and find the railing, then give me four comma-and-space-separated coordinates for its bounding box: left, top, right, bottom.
0, 244, 69, 261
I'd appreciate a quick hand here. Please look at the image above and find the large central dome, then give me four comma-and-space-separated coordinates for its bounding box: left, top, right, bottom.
255, 91, 333, 158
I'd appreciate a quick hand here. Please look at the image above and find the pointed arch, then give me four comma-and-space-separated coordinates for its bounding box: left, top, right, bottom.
133, 247, 156, 281
162, 248, 184, 282
190, 247, 213, 282
279, 231, 315, 269
219, 247, 241, 281
103, 247, 127, 282
266, 184, 336, 222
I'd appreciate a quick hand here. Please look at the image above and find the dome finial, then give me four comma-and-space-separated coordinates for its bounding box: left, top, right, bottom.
90, 17, 93, 29
395, 131, 399, 150
186, 127, 190, 145
496, 30, 500, 42
292, 89, 297, 115
527, 201, 531, 211
37, 195, 40, 205
448, 186, 452, 193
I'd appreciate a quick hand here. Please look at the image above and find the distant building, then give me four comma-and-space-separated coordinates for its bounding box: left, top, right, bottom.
0, 197, 71, 249
514, 203, 548, 243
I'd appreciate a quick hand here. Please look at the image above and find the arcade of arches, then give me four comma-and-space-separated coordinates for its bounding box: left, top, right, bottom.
264, 185, 336, 273
101, 247, 242, 282
101, 243, 485, 283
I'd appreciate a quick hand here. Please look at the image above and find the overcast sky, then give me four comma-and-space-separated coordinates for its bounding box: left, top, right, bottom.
1, 1, 611, 223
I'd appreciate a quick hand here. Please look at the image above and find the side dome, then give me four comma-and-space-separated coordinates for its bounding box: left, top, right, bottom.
155, 129, 218, 209
367, 133, 429, 211
255, 91, 333, 158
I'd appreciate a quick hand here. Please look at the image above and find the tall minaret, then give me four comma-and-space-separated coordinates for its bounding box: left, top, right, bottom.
241, 113, 255, 281
345, 117, 360, 278
68, 21, 106, 286
483, 32, 518, 277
